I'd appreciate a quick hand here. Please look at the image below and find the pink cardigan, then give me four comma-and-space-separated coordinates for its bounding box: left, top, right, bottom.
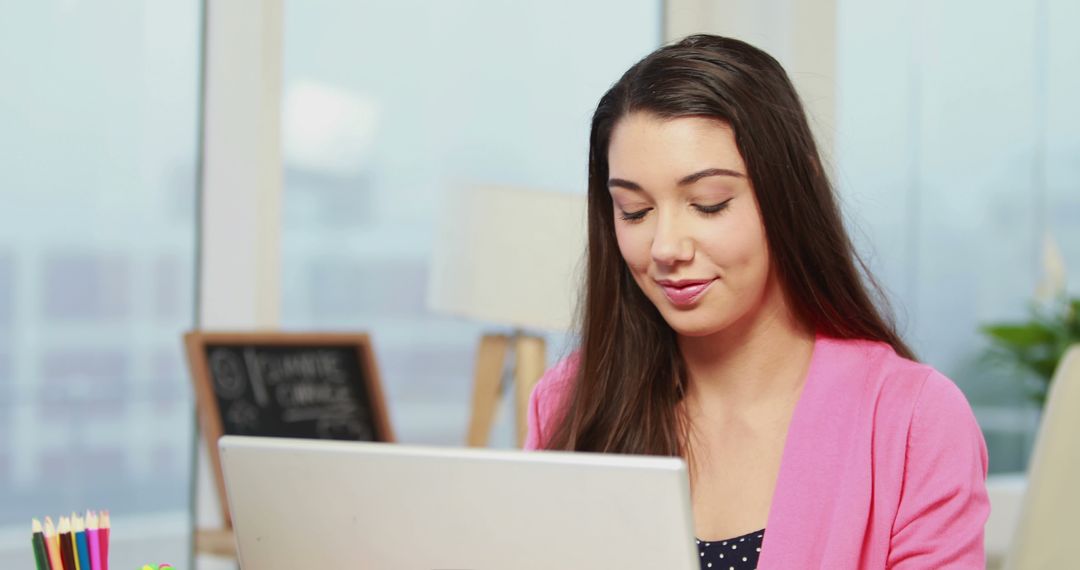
525, 336, 989, 569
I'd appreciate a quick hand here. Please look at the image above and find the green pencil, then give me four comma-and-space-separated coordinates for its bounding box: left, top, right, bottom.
31, 519, 49, 570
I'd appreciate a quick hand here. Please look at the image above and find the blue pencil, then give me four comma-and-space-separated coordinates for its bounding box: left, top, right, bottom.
74, 513, 92, 570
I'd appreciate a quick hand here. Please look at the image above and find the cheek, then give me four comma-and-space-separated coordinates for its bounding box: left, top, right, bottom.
733, 227, 769, 269
735, 220, 772, 285
707, 211, 770, 277
614, 224, 651, 272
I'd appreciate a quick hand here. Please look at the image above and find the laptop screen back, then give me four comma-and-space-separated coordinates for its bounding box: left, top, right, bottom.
219, 435, 698, 569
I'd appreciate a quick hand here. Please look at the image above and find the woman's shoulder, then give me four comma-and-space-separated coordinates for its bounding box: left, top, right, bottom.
810, 337, 988, 566
816, 336, 982, 436
531, 352, 580, 420
533, 351, 580, 398
524, 352, 580, 450
818, 336, 961, 401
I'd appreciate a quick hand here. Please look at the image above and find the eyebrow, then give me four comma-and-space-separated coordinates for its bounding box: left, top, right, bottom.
608, 167, 745, 191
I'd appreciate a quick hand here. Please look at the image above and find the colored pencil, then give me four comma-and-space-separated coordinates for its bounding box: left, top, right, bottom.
73, 513, 91, 570
67, 514, 81, 570
99, 511, 110, 570
43, 517, 63, 570
58, 517, 76, 570
32, 519, 50, 570
86, 511, 101, 570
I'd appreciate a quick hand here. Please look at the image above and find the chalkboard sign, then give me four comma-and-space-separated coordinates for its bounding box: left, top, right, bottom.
184, 331, 394, 526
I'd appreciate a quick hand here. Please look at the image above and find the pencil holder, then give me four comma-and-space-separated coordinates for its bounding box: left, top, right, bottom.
31, 510, 110, 570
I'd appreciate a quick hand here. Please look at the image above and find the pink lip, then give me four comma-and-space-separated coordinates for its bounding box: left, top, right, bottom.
656, 278, 716, 307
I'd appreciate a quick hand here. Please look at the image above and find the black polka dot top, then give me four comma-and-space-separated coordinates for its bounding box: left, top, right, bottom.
695, 528, 764, 570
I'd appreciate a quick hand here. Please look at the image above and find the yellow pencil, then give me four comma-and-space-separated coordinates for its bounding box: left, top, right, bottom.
43, 517, 63, 570
68, 513, 81, 570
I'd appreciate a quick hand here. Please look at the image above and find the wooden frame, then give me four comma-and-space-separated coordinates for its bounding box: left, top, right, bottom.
184, 331, 394, 527
466, 332, 547, 447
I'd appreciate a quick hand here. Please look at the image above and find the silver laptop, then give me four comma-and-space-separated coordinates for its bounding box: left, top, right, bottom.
219, 435, 698, 569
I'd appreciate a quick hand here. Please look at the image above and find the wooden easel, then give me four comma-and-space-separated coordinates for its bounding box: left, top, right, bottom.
184, 331, 393, 560
466, 331, 547, 447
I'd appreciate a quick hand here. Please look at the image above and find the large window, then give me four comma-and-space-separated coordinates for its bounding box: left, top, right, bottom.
837, 0, 1080, 472
0, 2, 201, 567
279, 1, 661, 446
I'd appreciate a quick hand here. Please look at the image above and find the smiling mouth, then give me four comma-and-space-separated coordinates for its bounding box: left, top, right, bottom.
657, 279, 716, 307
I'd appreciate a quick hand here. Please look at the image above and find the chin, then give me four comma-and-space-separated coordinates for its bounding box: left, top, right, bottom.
659, 311, 731, 338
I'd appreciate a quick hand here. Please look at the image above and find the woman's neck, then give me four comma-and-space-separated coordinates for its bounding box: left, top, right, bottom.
679, 289, 815, 412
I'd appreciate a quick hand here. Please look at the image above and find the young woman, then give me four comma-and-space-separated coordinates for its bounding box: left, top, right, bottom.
525, 35, 988, 569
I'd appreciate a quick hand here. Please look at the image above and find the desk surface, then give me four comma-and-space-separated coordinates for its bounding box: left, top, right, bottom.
195, 528, 236, 559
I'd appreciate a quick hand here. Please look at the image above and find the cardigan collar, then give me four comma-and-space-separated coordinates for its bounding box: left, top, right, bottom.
757, 335, 879, 568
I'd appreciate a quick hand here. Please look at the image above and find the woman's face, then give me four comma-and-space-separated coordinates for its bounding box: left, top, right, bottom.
607, 112, 778, 338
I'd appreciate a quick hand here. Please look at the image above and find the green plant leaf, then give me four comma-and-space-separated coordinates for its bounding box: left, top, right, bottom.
1067, 298, 1080, 336
981, 323, 1056, 348
978, 295, 1080, 409
1028, 355, 1060, 381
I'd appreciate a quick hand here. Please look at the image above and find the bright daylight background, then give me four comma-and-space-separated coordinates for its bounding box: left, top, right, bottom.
0, 0, 1077, 568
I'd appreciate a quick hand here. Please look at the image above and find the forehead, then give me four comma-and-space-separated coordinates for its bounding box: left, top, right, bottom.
607, 112, 745, 178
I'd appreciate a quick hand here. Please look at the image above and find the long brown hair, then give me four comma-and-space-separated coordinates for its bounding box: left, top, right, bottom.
545, 35, 913, 455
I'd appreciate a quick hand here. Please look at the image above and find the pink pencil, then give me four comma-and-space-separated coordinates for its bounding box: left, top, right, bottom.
87, 511, 101, 570
99, 511, 110, 570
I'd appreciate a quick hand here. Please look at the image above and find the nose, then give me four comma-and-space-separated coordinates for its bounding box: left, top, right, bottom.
650, 210, 694, 266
